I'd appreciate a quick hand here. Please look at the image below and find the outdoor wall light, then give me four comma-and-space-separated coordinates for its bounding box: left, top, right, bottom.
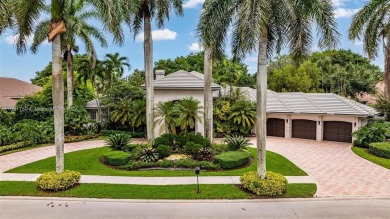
354, 123, 357, 127
286, 119, 288, 124
318, 121, 321, 125
195, 167, 201, 194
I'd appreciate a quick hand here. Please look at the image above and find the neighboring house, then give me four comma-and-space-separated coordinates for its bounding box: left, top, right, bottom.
85, 99, 106, 122
0, 77, 42, 110
142, 70, 378, 143
357, 81, 385, 104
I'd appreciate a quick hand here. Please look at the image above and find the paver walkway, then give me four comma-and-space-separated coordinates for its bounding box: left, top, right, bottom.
253, 137, 390, 197
0, 173, 315, 185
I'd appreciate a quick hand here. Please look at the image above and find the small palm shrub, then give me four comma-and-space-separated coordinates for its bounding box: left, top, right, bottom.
156, 145, 172, 158
140, 148, 160, 162
194, 147, 213, 161
106, 133, 132, 150
224, 134, 251, 150
353, 122, 390, 148
240, 171, 288, 197
36, 170, 81, 191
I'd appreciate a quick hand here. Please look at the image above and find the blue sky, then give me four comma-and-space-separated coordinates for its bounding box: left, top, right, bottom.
0, 0, 384, 83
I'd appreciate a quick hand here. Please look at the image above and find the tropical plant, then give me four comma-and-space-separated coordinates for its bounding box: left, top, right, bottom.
376, 93, 390, 121
175, 97, 203, 133
0, 109, 14, 126
349, 0, 390, 100
194, 147, 213, 161
154, 101, 178, 134
0, 0, 14, 34
229, 100, 256, 131
352, 122, 390, 148
0, 125, 14, 146
197, 0, 339, 179
140, 148, 159, 163
64, 105, 91, 136
103, 53, 131, 88
224, 134, 251, 151
106, 133, 132, 150
121, 0, 184, 143
128, 99, 147, 129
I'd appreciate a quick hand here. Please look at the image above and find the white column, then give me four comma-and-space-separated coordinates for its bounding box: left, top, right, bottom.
316, 115, 323, 142
285, 115, 292, 139
352, 117, 359, 141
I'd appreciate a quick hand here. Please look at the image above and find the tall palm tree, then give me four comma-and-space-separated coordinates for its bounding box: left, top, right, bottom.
122, 0, 184, 143
176, 97, 204, 133
103, 52, 131, 88
0, 0, 14, 34
198, 0, 339, 179
128, 99, 147, 129
154, 101, 178, 134
30, 0, 108, 108
349, 0, 390, 100
13, 0, 122, 173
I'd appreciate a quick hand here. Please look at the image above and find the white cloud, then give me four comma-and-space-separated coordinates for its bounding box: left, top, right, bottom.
353, 40, 363, 46
334, 8, 360, 18
3, 34, 34, 45
246, 56, 258, 62
183, 0, 205, 9
188, 42, 203, 52
135, 29, 177, 42
332, 0, 345, 7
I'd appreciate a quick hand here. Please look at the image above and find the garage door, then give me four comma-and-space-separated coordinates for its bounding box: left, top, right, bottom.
292, 120, 316, 140
323, 121, 352, 143
267, 118, 285, 137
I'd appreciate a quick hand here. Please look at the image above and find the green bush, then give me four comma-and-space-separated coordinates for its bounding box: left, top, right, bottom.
123, 159, 220, 170
156, 145, 172, 158
106, 133, 132, 150
353, 122, 390, 148
210, 143, 229, 155
140, 148, 160, 162
185, 132, 211, 147
0, 141, 33, 153
240, 171, 288, 197
0, 109, 14, 126
64, 106, 91, 136
12, 119, 54, 145
154, 134, 175, 148
15, 95, 52, 122
36, 170, 81, 191
369, 142, 390, 159
64, 134, 99, 143
0, 125, 14, 146
100, 130, 145, 138
224, 134, 251, 150
103, 151, 131, 166
214, 151, 251, 169
184, 142, 203, 155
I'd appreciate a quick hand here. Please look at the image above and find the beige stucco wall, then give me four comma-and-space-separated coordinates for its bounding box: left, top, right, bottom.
153, 89, 205, 138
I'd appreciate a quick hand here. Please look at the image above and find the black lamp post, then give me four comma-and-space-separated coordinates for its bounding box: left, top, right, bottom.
195, 167, 200, 194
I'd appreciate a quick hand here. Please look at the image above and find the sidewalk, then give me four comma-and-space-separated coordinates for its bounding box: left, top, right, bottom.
0, 173, 316, 185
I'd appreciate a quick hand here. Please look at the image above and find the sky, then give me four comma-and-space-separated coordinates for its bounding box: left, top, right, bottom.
0, 0, 384, 83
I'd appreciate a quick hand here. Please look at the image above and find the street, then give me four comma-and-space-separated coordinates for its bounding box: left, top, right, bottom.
1, 196, 389, 219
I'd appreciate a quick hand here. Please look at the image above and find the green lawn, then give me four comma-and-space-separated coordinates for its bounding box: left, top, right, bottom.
352, 147, 390, 169
0, 181, 316, 199
7, 147, 307, 176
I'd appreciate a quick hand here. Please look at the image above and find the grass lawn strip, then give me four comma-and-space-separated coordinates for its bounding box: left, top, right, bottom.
352, 147, 390, 169
7, 147, 307, 176
0, 181, 316, 199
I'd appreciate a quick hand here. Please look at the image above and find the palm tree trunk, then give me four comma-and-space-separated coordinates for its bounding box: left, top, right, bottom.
256, 28, 268, 180
385, 42, 390, 101
66, 45, 73, 108
204, 49, 213, 142
52, 32, 65, 174
144, 11, 154, 144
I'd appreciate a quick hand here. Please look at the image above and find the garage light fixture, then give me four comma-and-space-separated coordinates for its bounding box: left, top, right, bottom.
286, 119, 288, 124
318, 121, 321, 125
354, 123, 357, 127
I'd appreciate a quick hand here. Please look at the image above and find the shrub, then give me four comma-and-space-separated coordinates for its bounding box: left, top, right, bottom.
64, 134, 99, 143
185, 132, 211, 147
106, 133, 132, 150
0, 141, 33, 153
140, 148, 160, 162
12, 119, 54, 145
0, 125, 14, 146
194, 147, 213, 161
123, 159, 220, 170
353, 122, 390, 148
184, 142, 203, 155
369, 142, 390, 159
210, 143, 229, 155
214, 151, 251, 169
0, 109, 14, 126
224, 134, 251, 151
103, 151, 131, 166
154, 134, 176, 148
36, 170, 81, 191
100, 130, 145, 138
240, 171, 288, 197
64, 106, 91, 136
156, 145, 172, 158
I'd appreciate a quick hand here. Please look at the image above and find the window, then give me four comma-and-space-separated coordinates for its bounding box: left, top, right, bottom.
89, 110, 97, 121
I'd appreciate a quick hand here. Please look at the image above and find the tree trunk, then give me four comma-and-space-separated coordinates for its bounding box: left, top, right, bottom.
256, 28, 268, 180
385, 42, 390, 101
52, 34, 64, 174
144, 12, 154, 144
66, 45, 73, 108
204, 49, 213, 142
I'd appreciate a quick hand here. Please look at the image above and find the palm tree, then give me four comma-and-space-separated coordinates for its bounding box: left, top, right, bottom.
349, 0, 390, 100
176, 97, 204, 133
154, 101, 178, 134
30, 0, 108, 108
111, 99, 132, 125
0, 0, 14, 34
122, 0, 184, 143
229, 99, 256, 129
198, 0, 339, 179
103, 52, 131, 89
13, 0, 122, 173
128, 99, 147, 129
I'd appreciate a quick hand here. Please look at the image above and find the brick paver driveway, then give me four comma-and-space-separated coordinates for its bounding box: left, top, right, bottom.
252, 137, 390, 197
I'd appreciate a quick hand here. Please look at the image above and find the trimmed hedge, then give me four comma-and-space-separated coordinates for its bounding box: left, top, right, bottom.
103, 151, 131, 166
369, 142, 390, 159
123, 159, 220, 171
64, 134, 99, 143
100, 130, 146, 138
240, 171, 288, 197
0, 141, 33, 153
36, 170, 81, 191
213, 151, 251, 169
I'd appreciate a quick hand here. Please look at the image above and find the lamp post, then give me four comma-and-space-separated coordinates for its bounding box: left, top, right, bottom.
195, 167, 200, 194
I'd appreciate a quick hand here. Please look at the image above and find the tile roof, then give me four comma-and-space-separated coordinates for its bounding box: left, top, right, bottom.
141, 70, 221, 90
0, 77, 42, 109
